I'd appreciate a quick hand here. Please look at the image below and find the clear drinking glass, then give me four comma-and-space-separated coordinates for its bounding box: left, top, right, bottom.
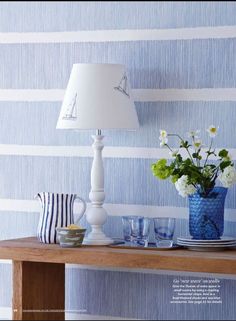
122, 216, 132, 242
128, 216, 150, 247
154, 218, 176, 248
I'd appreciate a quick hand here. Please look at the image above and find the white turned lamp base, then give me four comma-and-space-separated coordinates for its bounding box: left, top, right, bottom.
84, 133, 114, 246
84, 206, 113, 245
83, 234, 113, 246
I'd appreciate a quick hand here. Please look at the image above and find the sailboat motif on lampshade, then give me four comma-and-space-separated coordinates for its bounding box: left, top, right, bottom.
114, 73, 130, 98
63, 92, 78, 120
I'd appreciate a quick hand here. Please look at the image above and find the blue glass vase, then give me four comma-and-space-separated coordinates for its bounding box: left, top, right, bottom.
188, 187, 227, 240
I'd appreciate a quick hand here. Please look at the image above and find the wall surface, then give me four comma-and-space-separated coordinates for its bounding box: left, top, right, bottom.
0, 1, 236, 320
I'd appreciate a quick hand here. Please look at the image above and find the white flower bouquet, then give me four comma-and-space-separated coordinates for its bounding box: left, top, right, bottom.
151, 126, 236, 197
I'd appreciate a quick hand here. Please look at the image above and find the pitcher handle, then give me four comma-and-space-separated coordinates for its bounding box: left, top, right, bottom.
74, 196, 87, 225
34, 193, 41, 200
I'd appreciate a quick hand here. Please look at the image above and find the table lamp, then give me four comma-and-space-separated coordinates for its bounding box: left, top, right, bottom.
57, 63, 139, 245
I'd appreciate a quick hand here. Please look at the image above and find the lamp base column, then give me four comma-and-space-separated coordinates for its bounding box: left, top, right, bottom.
83, 206, 113, 245
84, 134, 114, 246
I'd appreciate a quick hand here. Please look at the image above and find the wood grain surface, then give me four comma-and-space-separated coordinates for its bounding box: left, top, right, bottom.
13, 260, 65, 320
0, 237, 235, 275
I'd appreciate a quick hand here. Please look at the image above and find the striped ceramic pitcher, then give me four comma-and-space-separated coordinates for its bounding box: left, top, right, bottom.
35, 192, 86, 244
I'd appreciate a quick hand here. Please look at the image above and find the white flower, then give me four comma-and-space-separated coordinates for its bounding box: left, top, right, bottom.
159, 130, 168, 147
218, 166, 236, 188
187, 130, 200, 138
159, 130, 167, 139
207, 125, 219, 138
202, 166, 214, 178
193, 139, 202, 149
175, 175, 196, 198
169, 149, 179, 157
160, 137, 168, 147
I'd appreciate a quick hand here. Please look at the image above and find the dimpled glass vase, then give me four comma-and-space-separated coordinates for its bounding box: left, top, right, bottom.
188, 187, 228, 240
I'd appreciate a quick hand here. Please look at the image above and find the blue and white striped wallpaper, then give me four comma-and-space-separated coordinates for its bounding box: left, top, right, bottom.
0, 2, 236, 320
1, 39, 236, 88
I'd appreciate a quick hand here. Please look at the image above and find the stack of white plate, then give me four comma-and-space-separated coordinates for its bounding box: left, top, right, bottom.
177, 236, 236, 251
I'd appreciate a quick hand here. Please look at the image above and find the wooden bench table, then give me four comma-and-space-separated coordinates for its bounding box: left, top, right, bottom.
0, 237, 236, 320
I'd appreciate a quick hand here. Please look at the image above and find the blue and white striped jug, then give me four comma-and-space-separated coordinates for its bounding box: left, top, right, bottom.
35, 192, 86, 244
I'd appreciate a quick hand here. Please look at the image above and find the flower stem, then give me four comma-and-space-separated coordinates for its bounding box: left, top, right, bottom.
192, 135, 201, 168
165, 144, 173, 153
204, 138, 213, 167
168, 133, 195, 165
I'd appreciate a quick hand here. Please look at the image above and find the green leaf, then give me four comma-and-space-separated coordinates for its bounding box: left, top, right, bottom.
172, 168, 180, 175
208, 164, 216, 169
220, 161, 232, 171
175, 154, 183, 163
180, 140, 191, 149
219, 149, 228, 158
184, 158, 192, 166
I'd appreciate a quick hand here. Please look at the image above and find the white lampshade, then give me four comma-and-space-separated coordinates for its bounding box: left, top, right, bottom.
56, 63, 139, 130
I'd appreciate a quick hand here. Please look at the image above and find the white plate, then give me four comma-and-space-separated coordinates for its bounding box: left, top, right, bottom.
177, 236, 236, 243
177, 240, 236, 246
177, 241, 236, 248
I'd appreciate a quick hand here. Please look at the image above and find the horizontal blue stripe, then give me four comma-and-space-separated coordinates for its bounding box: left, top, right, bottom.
0, 211, 38, 241
0, 210, 236, 244
0, 2, 236, 32
80, 215, 236, 242
0, 211, 235, 247
1, 156, 236, 209
1, 39, 236, 89
0, 101, 235, 149
0, 263, 11, 306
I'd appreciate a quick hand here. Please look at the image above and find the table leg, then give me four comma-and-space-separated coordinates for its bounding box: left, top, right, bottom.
12, 261, 65, 320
